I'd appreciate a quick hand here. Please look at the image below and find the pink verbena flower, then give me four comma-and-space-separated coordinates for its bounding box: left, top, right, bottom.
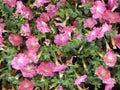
103, 50, 117, 67
18, 79, 34, 90
81, 0, 87, 4
74, 75, 87, 85
36, 17, 50, 33
21, 23, 31, 36
44, 39, 51, 46
0, 24, 4, 36
46, 4, 59, 18
8, 34, 23, 46
33, 0, 51, 8
16, 1, 33, 20
113, 34, 120, 49
86, 27, 100, 42
95, 65, 111, 81
20, 64, 36, 78
104, 78, 115, 90
107, 0, 118, 10
37, 61, 55, 77
0, 36, 3, 49
58, 86, 64, 90
3, 0, 16, 7
40, 12, 50, 22
61, 26, 74, 34
53, 64, 67, 72
54, 33, 70, 46
26, 36, 40, 53
24, 50, 38, 63
90, 1, 106, 19
11, 53, 29, 70
103, 10, 120, 23
84, 18, 97, 29
97, 23, 112, 38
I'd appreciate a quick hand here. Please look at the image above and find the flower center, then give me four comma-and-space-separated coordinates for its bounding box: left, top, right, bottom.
24, 84, 29, 88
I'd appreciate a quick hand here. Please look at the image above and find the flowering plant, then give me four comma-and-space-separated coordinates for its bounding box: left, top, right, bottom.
0, 0, 120, 90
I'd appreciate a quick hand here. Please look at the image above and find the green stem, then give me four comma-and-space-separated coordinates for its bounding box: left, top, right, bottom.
82, 59, 88, 72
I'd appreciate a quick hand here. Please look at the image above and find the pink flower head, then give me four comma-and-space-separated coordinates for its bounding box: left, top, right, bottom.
3, 0, 16, 7
103, 50, 117, 67
53, 64, 67, 72
26, 36, 40, 53
90, 1, 106, 19
18, 79, 34, 90
21, 23, 31, 36
46, 4, 59, 18
103, 78, 115, 85
113, 34, 120, 49
20, 64, 36, 78
73, 32, 82, 40
61, 26, 74, 34
58, 85, 64, 90
11, 53, 29, 70
95, 65, 111, 81
107, 0, 118, 10
66, 56, 76, 65
74, 75, 87, 85
73, 21, 79, 27
86, 27, 101, 42
37, 61, 55, 77
97, 23, 112, 38
33, 0, 51, 8
81, 0, 87, 4
0, 36, 3, 49
103, 10, 120, 23
40, 12, 50, 22
8, 34, 23, 46
24, 50, 38, 63
105, 84, 114, 90
0, 24, 4, 36
36, 17, 50, 33
54, 33, 70, 46
44, 39, 51, 46
84, 18, 97, 29
16, 1, 33, 20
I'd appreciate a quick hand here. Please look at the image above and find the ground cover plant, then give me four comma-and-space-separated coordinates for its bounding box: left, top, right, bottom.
0, 0, 120, 90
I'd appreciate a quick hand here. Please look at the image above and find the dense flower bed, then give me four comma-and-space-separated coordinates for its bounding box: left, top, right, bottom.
0, 0, 120, 90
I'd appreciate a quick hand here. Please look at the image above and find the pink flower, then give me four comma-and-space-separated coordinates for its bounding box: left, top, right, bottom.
84, 18, 97, 29
103, 50, 117, 67
66, 56, 76, 65
37, 61, 55, 77
58, 86, 64, 90
11, 53, 29, 70
24, 50, 38, 63
107, 0, 118, 10
36, 18, 50, 33
74, 75, 87, 85
20, 65, 36, 78
53, 64, 67, 72
90, 1, 106, 19
97, 23, 112, 38
73, 21, 79, 27
44, 39, 51, 46
33, 0, 51, 8
8, 34, 23, 46
95, 65, 111, 81
73, 32, 82, 40
103, 10, 120, 23
40, 12, 50, 22
86, 27, 100, 42
81, 0, 87, 4
16, 1, 33, 20
21, 23, 31, 36
0, 24, 4, 36
0, 36, 3, 49
18, 79, 34, 90
3, 0, 16, 7
113, 34, 120, 49
26, 36, 40, 53
61, 26, 74, 34
104, 78, 115, 90
54, 33, 70, 46
46, 4, 59, 18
